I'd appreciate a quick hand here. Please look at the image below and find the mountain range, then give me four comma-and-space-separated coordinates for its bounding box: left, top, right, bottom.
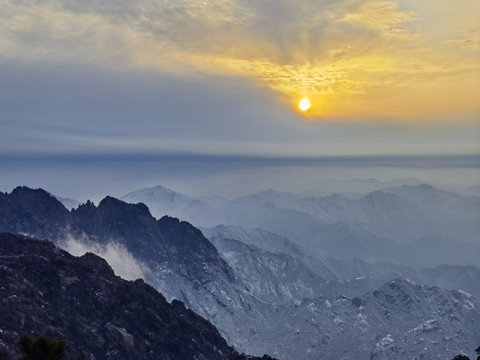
1, 185, 479, 359
204, 224, 480, 300
121, 182, 480, 266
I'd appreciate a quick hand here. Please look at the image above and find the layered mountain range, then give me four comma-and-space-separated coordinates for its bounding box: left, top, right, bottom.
1, 186, 479, 359
121, 183, 480, 266
0, 232, 272, 360
204, 225, 480, 300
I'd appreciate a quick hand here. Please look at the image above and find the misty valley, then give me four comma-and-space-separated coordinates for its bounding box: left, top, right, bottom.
0, 179, 479, 359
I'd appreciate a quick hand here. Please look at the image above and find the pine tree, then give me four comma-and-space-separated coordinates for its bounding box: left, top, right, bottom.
18, 335, 66, 360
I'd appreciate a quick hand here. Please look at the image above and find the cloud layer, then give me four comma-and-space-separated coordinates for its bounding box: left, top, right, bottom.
1, 0, 478, 120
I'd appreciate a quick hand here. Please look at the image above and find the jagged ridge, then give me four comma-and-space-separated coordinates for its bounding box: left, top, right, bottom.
0, 232, 274, 360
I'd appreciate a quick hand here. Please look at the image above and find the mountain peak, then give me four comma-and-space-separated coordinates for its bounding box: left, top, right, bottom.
151, 185, 176, 193
0, 186, 70, 238
123, 185, 181, 198
10, 186, 62, 204
0, 232, 272, 360
98, 195, 125, 207
98, 196, 151, 216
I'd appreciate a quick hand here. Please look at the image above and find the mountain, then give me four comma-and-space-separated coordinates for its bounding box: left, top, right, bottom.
0, 186, 71, 238
206, 231, 406, 301
123, 188, 404, 264
194, 227, 480, 359
216, 278, 480, 360
2, 187, 340, 356
63, 196, 266, 351
417, 264, 480, 300
382, 184, 480, 212
120, 185, 231, 228
53, 195, 81, 211
2, 186, 479, 360
0, 232, 273, 360
208, 236, 331, 303
291, 188, 478, 244
381, 184, 480, 243
121, 183, 479, 265
204, 224, 480, 299
0, 187, 257, 352
301, 177, 427, 196
121, 186, 329, 244
202, 225, 338, 280
232, 189, 299, 208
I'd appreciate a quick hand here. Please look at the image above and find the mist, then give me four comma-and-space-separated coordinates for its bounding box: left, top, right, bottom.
59, 234, 148, 281
1, 153, 478, 201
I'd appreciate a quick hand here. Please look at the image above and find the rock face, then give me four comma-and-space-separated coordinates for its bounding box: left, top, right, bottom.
0, 232, 273, 360
0, 186, 71, 239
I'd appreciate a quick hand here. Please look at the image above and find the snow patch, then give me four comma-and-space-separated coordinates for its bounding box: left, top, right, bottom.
307, 302, 318, 313
405, 319, 438, 335
355, 313, 368, 325
375, 334, 394, 351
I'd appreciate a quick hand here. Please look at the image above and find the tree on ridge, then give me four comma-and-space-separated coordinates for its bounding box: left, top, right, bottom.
18, 335, 65, 360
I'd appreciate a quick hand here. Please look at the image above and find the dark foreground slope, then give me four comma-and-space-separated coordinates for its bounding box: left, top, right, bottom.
0, 232, 273, 360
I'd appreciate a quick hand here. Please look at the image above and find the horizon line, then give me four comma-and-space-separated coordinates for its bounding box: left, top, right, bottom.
1, 152, 479, 168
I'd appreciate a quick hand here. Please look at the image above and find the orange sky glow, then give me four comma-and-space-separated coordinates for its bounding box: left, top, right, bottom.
1, 0, 478, 123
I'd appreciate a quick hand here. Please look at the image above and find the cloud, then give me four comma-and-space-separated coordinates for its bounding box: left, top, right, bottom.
453, 27, 480, 50
1, 54, 477, 160
0, 0, 478, 121
2, 153, 478, 201
341, 0, 416, 39
59, 234, 149, 281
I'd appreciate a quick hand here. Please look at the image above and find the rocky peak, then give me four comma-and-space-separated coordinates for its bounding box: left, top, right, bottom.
0, 186, 70, 238
158, 215, 219, 256
0, 232, 274, 360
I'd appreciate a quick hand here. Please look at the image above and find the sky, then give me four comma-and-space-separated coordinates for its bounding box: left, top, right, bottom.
0, 0, 479, 199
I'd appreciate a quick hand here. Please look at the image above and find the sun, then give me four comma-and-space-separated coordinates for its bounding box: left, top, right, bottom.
299, 98, 311, 112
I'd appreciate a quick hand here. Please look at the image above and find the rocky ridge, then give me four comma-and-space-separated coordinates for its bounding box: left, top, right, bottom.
0, 232, 273, 360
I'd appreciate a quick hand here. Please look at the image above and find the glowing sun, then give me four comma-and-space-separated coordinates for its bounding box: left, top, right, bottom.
299, 98, 311, 112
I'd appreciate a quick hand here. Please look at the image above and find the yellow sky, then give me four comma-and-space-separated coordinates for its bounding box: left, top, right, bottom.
1, 0, 478, 122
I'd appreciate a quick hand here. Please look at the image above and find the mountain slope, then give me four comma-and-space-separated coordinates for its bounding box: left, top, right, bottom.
209, 236, 332, 303
0, 232, 272, 360
0, 188, 257, 351
202, 225, 338, 279
237, 279, 480, 360
204, 224, 480, 299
